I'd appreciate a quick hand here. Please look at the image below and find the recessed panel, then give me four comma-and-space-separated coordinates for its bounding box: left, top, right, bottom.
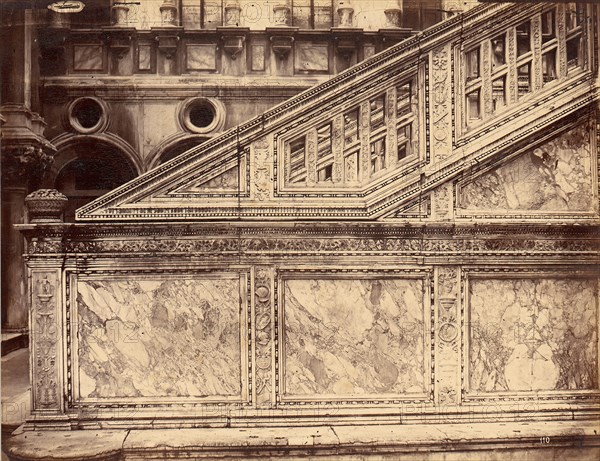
459, 124, 596, 214
469, 277, 598, 393
76, 277, 243, 400
283, 278, 426, 397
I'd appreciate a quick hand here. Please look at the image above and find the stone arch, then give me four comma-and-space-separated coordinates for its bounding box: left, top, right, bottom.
146, 132, 211, 170
48, 133, 142, 221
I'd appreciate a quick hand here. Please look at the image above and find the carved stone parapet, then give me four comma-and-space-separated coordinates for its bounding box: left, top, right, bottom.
25, 189, 68, 223
224, 3, 242, 26
111, 3, 129, 26
47, 1, 84, 29
337, 7, 354, 27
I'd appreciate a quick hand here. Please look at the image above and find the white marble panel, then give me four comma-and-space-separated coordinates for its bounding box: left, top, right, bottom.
76, 277, 242, 399
283, 278, 426, 397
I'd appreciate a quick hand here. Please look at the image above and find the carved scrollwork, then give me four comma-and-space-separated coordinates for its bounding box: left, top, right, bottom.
252, 138, 272, 201
254, 267, 273, 405
431, 46, 451, 161
436, 266, 459, 405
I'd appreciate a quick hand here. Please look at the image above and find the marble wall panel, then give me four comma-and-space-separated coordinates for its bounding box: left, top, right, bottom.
251, 45, 265, 71
460, 124, 595, 213
138, 45, 152, 71
469, 277, 598, 393
76, 277, 243, 400
294, 43, 329, 72
283, 278, 426, 397
186, 44, 217, 71
73, 45, 104, 71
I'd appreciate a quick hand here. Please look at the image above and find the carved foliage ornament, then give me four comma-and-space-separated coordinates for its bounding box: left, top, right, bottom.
436, 266, 459, 405
34, 274, 59, 409
254, 268, 273, 405
431, 46, 451, 159
1, 145, 54, 186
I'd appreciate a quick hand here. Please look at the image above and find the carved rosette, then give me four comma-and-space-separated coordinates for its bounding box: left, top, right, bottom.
254, 267, 274, 406
32, 271, 61, 411
431, 45, 451, 162
252, 137, 273, 201
435, 266, 460, 406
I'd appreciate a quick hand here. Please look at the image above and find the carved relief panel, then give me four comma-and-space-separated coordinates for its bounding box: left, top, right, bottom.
435, 266, 460, 406
31, 269, 62, 412
430, 44, 452, 163
253, 266, 275, 407
251, 136, 274, 202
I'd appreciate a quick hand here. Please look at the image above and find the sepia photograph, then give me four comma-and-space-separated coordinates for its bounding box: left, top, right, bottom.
1, 0, 599, 459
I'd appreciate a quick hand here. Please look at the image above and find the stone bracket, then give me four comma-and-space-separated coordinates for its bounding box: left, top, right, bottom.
218, 27, 250, 61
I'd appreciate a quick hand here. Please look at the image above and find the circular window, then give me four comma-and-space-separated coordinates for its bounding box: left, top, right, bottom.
67, 97, 108, 134
180, 97, 225, 134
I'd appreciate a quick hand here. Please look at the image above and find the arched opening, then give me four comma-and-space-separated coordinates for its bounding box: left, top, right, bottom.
54, 141, 137, 221
155, 136, 210, 166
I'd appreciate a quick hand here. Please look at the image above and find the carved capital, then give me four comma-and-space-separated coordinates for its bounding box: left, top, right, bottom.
1, 144, 54, 187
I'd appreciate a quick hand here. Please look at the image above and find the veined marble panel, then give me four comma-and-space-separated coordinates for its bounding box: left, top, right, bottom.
469, 277, 598, 393
73, 45, 104, 71
460, 124, 595, 213
294, 43, 329, 72
283, 278, 426, 397
186, 44, 217, 71
76, 277, 242, 399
